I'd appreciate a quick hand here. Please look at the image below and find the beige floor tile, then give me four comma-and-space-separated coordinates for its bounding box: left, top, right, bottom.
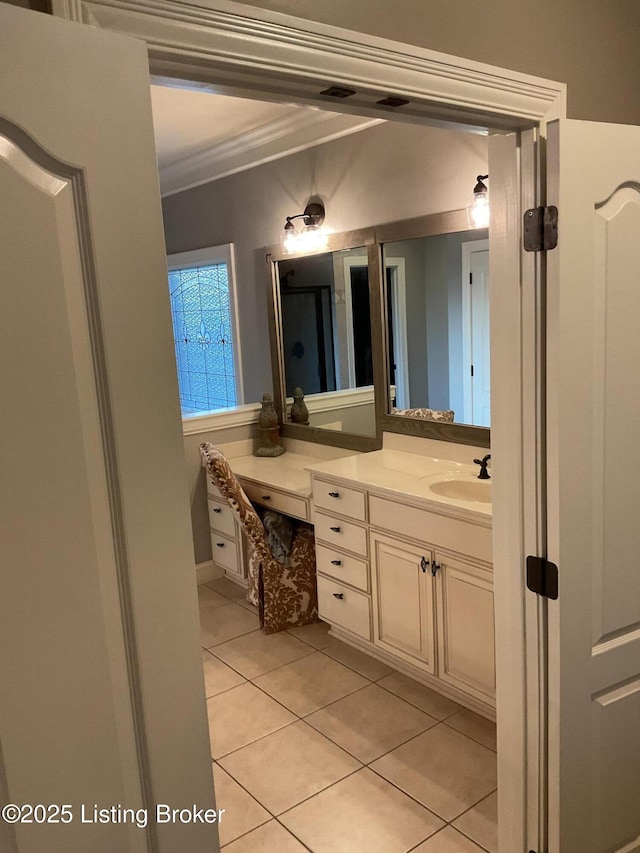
206, 577, 247, 600
198, 584, 229, 610
306, 683, 437, 763
412, 825, 487, 853
280, 767, 444, 852
322, 639, 394, 681
235, 597, 259, 615
370, 724, 497, 821
445, 708, 497, 751
219, 720, 360, 815
286, 620, 333, 649
211, 764, 269, 846
453, 791, 498, 853
212, 630, 314, 680
222, 820, 307, 852
206, 682, 296, 759
378, 672, 462, 720
253, 652, 368, 716
202, 650, 246, 698
200, 602, 261, 648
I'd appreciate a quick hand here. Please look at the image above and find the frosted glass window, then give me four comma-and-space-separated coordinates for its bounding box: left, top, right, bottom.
167, 245, 242, 416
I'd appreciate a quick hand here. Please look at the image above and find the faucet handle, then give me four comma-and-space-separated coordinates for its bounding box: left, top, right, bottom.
473, 454, 491, 480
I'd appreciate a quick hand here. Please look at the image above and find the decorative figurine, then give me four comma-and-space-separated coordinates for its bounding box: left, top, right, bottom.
255, 393, 285, 457
290, 387, 309, 425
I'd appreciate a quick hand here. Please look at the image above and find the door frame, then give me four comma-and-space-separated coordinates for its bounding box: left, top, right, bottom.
51, 3, 563, 849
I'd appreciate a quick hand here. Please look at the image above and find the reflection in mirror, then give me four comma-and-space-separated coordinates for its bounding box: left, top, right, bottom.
276, 246, 376, 437
382, 228, 489, 428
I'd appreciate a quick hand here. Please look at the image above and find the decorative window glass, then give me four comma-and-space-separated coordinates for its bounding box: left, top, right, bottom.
167, 244, 243, 416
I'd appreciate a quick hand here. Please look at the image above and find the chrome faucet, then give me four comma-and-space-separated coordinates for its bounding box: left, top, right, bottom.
473, 454, 491, 480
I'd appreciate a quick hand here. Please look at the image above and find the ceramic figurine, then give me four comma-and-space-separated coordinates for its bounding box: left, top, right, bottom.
255, 393, 285, 456
290, 387, 309, 425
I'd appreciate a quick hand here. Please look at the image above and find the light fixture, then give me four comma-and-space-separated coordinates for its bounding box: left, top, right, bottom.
282, 201, 328, 253
468, 174, 489, 228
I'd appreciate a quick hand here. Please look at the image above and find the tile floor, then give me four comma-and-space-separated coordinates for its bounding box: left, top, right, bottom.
199, 578, 498, 852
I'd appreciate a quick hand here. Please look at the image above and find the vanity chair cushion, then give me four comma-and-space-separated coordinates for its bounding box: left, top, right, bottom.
199, 442, 318, 634
391, 407, 454, 422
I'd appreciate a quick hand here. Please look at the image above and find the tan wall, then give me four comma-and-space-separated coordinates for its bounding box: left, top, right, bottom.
239, 0, 640, 126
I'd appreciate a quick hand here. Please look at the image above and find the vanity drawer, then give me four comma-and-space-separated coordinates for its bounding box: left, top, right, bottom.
316, 544, 369, 592
205, 476, 224, 500
369, 495, 492, 563
241, 480, 309, 521
315, 511, 368, 557
317, 576, 371, 640
313, 478, 366, 521
207, 497, 236, 537
210, 531, 240, 574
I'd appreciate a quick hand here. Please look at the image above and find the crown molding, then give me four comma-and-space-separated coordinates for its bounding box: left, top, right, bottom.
52, 0, 565, 132
160, 109, 382, 197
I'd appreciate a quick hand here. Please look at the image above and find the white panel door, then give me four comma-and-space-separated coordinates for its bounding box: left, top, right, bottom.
462, 240, 490, 427
546, 119, 640, 852
0, 7, 216, 853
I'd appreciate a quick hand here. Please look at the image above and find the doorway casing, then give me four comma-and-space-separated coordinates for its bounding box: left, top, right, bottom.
50, 2, 564, 850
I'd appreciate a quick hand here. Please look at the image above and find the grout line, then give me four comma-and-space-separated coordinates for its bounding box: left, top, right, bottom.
441, 714, 498, 753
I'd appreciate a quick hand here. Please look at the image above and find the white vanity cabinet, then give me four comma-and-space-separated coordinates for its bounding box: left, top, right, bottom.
435, 550, 495, 703
206, 482, 247, 584
312, 466, 496, 716
370, 531, 435, 672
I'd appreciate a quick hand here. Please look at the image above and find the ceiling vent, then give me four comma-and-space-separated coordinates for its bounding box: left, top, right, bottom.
376, 96, 410, 107
319, 86, 357, 98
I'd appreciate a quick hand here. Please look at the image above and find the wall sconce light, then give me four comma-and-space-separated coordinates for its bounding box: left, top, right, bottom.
468, 174, 489, 228
282, 201, 328, 253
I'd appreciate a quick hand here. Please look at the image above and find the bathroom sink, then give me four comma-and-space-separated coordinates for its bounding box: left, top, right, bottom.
427, 477, 491, 504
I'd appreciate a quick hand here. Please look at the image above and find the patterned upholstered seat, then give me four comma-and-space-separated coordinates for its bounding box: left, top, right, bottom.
391, 407, 454, 422
200, 442, 318, 634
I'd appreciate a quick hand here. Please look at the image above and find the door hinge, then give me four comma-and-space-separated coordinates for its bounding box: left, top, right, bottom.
523, 206, 558, 252
526, 555, 558, 600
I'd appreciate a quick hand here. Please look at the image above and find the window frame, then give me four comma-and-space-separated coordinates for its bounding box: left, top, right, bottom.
166, 243, 244, 423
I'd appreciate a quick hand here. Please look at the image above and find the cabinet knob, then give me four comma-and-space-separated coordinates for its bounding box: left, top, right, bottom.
330, 526, 341, 533
331, 559, 342, 566
212, 507, 222, 514
332, 592, 344, 599
431, 563, 441, 577
216, 542, 225, 548
420, 556, 430, 573
261, 495, 271, 501
329, 491, 340, 498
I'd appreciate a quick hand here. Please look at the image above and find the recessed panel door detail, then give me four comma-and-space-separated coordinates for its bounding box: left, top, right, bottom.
435, 553, 495, 702
371, 532, 435, 672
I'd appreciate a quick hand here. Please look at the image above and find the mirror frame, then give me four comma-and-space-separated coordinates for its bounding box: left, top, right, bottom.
265, 210, 490, 452
375, 208, 490, 449
266, 227, 384, 452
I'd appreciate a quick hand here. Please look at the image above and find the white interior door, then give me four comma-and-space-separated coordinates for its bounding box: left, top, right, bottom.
546, 118, 640, 852
0, 7, 216, 853
462, 240, 490, 426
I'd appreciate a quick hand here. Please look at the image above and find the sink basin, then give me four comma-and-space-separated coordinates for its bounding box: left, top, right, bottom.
427, 477, 491, 504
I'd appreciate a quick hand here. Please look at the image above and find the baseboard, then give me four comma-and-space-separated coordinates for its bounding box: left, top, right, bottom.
196, 560, 223, 585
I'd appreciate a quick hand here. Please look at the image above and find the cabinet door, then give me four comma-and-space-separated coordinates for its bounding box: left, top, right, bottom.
371, 533, 435, 673
435, 553, 495, 702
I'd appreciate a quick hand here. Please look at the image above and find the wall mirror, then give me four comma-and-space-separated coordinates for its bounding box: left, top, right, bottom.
376, 209, 490, 448
267, 228, 384, 452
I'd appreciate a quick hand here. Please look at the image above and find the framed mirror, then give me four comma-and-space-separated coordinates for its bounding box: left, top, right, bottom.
376, 209, 490, 448
267, 228, 384, 452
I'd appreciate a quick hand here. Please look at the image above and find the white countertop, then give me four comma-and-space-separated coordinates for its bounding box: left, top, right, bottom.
229, 451, 329, 497
309, 449, 492, 520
